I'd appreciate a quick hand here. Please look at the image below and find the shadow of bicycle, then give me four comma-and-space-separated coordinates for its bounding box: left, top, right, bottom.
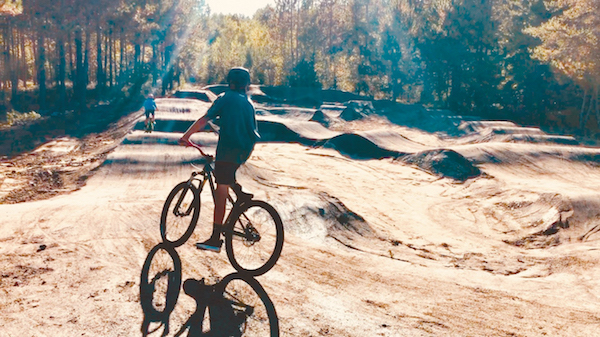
140, 243, 279, 337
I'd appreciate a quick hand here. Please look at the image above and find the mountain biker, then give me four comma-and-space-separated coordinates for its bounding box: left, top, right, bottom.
143, 94, 157, 130
178, 67, 260, 252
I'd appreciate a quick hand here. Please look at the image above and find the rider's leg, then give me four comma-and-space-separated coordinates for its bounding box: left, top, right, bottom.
213, 183, 229, 227
196, 184, 227, 252
197, 161, 238, 252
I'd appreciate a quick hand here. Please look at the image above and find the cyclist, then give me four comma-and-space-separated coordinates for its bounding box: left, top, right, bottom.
178, 67, 260, 252
143, 94, 157, 131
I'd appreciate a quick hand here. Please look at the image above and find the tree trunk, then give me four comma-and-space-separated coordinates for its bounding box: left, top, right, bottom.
96, 24, 105, 96
580, 87, 589, 132
58, 35, 66, 112
75, 28, 83, 106
161, 45, 173, 95
9, 23, 18, 107
19, 29, 27, 89
82, 29, 90, 110
108, 29, 113, 88
152, 42, 158, 86
119, 30, 124, 85
134, 42, 141, 78
37, 31, 47, 112
0, 18, 8, 121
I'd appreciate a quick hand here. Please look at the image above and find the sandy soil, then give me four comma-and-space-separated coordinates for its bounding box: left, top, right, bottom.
2, 95, 600, 336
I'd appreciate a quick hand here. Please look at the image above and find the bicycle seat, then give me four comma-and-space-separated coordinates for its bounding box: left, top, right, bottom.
232, 183, 253, 201
236, 190, 253, 202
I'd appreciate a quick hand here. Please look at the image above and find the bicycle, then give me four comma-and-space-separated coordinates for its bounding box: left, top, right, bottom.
160, 141, 284, 276
144, 114, 155, 133
145, 119, 155, 133
140, 244, 279, 336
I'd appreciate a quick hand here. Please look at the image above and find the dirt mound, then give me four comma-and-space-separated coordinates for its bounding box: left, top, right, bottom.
339, 101, 375, 121
170, 89, 216, 102
457, 120, 580, 145
271, 191, 374, 241
255, 120, 304, 144
309, 110, 334, 127
321, 134, 401, 159
259, 86, 371, 105
401, 149, 481, 181
494, 193, 600, 248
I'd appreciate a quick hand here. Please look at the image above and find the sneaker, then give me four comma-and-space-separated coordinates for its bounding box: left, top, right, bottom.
196, 239, 223, 253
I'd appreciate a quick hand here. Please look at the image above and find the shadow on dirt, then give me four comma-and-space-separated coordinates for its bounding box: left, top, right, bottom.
0, 95, 145, 158
140, 243, 279, 336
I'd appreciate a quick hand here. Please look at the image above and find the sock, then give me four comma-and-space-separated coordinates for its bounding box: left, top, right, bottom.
211, 223, 222, 240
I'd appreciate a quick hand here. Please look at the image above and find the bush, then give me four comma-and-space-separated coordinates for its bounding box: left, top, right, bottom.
1, 110, 42, 128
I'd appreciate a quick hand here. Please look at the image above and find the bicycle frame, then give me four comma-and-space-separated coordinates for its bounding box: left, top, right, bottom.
177, 142, 261, 244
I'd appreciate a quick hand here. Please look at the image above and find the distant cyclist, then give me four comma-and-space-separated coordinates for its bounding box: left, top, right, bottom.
143, 94, 157, 132
178, 67, 260, 252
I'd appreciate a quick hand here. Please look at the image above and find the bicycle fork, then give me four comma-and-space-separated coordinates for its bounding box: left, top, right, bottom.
173, 173, 202, 217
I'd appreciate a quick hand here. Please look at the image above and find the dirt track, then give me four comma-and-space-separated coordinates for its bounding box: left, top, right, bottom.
2, 96, 600, 336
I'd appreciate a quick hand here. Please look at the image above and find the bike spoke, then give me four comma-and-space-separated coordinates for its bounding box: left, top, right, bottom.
226, 200, 284, 275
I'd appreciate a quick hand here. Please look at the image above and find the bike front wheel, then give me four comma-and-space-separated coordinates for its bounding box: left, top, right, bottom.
211, 273, 279, 337
160, 182, 200, 247
225, 200, 284, 276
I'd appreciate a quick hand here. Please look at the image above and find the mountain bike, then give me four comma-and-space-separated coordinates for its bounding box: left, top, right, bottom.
144, 112, 155, 133
144, 119, 155, 133
160, 141, 284, 276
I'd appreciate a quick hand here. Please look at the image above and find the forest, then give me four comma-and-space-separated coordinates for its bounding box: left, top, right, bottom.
0, 0, 599, 134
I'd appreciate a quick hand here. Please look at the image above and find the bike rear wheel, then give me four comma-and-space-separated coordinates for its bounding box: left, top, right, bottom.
225, 200, 284, 276
160, 182, 200, 247
212, 273, 279, 337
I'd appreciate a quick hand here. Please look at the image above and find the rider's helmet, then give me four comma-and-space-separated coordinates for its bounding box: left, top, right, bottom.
226, 67, 251, 88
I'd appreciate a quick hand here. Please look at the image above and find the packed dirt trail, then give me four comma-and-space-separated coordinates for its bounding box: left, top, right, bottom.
2, 94, 600, 336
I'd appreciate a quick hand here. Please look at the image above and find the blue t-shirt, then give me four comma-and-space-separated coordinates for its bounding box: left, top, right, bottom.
205, 90, 260, 164
143, 98, 157, 111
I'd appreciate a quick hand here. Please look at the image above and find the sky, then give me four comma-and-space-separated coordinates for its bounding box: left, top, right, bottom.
204, 0, 276, 17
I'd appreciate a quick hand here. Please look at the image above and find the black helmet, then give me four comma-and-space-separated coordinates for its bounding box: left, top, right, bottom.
227, 67, 251, 87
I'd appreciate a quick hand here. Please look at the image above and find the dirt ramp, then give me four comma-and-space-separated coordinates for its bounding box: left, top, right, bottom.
321, 134, 402, 159
269, 191, 374, 242
256, 120, 305, 144
458, 120, 579, 145
309, 110, 334, 127
401, 149, 481, 182
339, 101, 375, 121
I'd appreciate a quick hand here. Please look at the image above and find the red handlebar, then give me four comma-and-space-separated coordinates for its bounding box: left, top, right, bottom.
180, 139, 210, 158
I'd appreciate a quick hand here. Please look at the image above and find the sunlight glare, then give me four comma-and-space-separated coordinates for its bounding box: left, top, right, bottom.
205, 0, 275, 17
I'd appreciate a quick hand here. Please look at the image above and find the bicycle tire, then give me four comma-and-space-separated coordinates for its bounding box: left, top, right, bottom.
225, 200, 284, 276
140, 243, 182, 323
212, 273, 279, 337
160, 182, 200, 247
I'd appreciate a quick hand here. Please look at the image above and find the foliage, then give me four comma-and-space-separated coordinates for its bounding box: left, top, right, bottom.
1, 0, 598, 133
0, 110, 42, 128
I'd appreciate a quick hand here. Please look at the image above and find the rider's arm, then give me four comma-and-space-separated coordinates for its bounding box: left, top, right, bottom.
179, 115, 210, 144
